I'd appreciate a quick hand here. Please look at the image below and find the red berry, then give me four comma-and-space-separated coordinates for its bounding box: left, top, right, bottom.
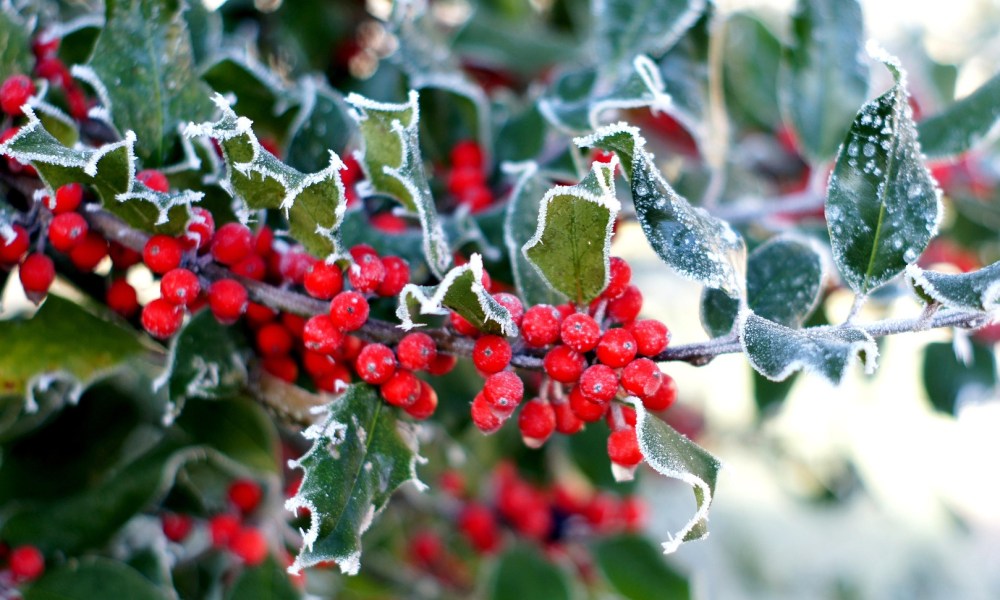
278, 248, 314, 284
553, 399, 584, 435
256, 323, 293, 357
137, 169, 169, 192
579, 364, 619, 403
303, 350, 338, 378
161, 513, 193, 542
355, 343, 397, 385
0, 75, 35, 116
472, 335, 512, 374
315, 364, 352, 392
629, 319, 670, 356
371, 212, 408, 232
334, 335, 365, 362
8, 545, 44, 582
109, 241, 141, 269
607, 428, 643, 467
450, 311, 480, 336
458, 503, 500, 553
607, 285, 643, 323
396, 332, 436, 371
409, 530, 443, 567
405, 380, 438, 420
569, 385, 608, 422
595, 328, 638, 368
483, 371, 523, 413
621, 495, 647, 531
106, 278, 139, 317
143, 234, 184, 274
211, 222, 253, 266
603, 257, 631, 299
329, 290, 369, 331
281, 313, 306, 338
48, 211, 88, 252
142, 298, 183, 339
376, 256, 410, 297
450, 139, 483, 169
543, 345, 585, 383
263, 355, 298, 382
245, 302, 276, 328
19, 253, 54, 299
380, 369, 420, 407
304, 260, 344, 300
68, 231, 108, 271
621, 358, 662, 398
470, 392, 504, 434
209, 514, 240, 547
518, 399, 556, 448
303, 315, 344, 354
32, 32, 60, 59
607, 404, 637, 430
492, 292, 524, 327
458, 184, 493, 212
521, 304, 561, 347
253, 225, 274, 256
232, 254, 266, 280
228, 478, 263, 513
560, 313, 601, 353
183, 207, 215, 251
0, 224, 29, 264
348, 251, 386, 293
159, 268, 199, 307
208, 279, 248, 324
427, 353, 457, 376
229, 527, 268, 565
48, 182, 84, 214
642, 373, 677, 411
447, 166, 485, 197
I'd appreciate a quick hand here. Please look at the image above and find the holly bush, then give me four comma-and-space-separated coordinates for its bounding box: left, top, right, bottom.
0, 0, 997, 597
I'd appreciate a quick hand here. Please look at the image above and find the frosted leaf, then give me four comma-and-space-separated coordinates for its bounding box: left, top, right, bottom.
346, 90, 452, 278
522, 160, 620, 305
286, 385, 423, 576
593, 0, 706, 70
918, 70, 1000, 159
0, 6, 33, 78
158, 311, 248, 407
579, 124, 746, 297
738, 310, 878, 385
185, 94, 349, 260
285, 77, 354, 174
396, 253, 518, 337
906, 262, 1000, 313
826, 51, 942, 296
631, 398, 721, 554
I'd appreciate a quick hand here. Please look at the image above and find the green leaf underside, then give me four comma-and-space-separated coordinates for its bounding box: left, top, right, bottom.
24, 557, 168, 600
592, 534, 691, 600
783, 0, 868, 162
346, 91, 452, 278
185, 94, 348, 259
594, 0, 706, 69
905, 261, 1000, 312
633, 401, 721, 553
0, 8, 33, 82
175, 397, 279, 474
85, 0, 213, 165
490, 544, 571, 600
0, 107, 195, 234
0, 296, 144, 403
396, 253, 517, 336
522, 160, 619, 305
163, 310, 248, 404
285, 78, 353, 173
224, 556, 300, 600
738, 311, 877, 384
918, 71, 1000, 158
922, 340, 996, 415
286, 384, 422, 576
503, 163, 567, 306
701, 236, 824, 336
723, 14, 782, 130
826, 54, 941, 296
582, 124, 745, 297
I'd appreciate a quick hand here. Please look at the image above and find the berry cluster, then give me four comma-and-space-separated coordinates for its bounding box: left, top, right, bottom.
445, 139, 495, 213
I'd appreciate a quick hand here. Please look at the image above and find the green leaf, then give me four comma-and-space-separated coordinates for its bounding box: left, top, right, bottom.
503, 163, 567, 306
489, 544, 572, 600
522, 160, 619, 305
397, 253, 517, 336
701, 236, 824, 336
782, 0, 869, 162
80, 0, 213, 165
918, 71, 1000, 159
581, 123, 746, 297
0, 8, 33, 80
200, 50, 296, 140
723, 13, 782, 131
633, 400, 721, 553
225, 556, 300, 600
453, 9, 579, 77
905, 261, 1000, 312
24, 557, 169, 600
346, 91, 452, 278
0, 107, 197, 234
738, 311, 877, 384
186, 94, 348, 259
922, 340, 996, 415
826, 51, 942, 296
286, 384, 423, 575
285, 78, 353, 173
161, 310, 248, 408
592, 534, 690, 600
593, 0, 706, 69
0, 296, 144, 408
175, 397, 279, 474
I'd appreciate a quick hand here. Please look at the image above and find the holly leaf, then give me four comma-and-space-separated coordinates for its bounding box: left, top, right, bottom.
782, 0, 868, 162
922, 340, 996, 415
346, 91, 452, 278
592, 534, 691, 600
200, 49, 297, 140
905, 261, 1000, 312
0, 7, 33, 79
738, 311, 878, 384
159, 310, 248, 410
581, 123, 746, 297
503, 162, 567, 306
77, 0, 213, 165
633, 399, 721, 553
0, 107, 198, 234
224, 556, 300, 600
723, 13, 782, 131
286, 384, 423, 576
701, 236, 824, 337
23, 557, 169, 600
521, 159, 619, 305
285, 77, 353, 173
396, 253, 517, 336
489, 544, 572, 600
826, 47, 942, 296
185, 94, 349, 260
918, 71, 1000, 159
175, 397, 279, 475
593, 0, 706, 70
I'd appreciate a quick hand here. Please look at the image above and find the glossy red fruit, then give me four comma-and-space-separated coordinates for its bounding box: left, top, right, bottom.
211, 222, 253, 266
106, 278, 139, 317
450, 311, 480, 337
579, 364, 619, 403
19, 253, 54, 301
518, 399, 556, 448
256, 323, 293, 357
607, 428, 643, 467
642, 373, 677, 411
68, 231, 108, 271
48, 182, 84, 214
263, 355, 298, 382
348, 251, 385, 293
603, 257, 631, 299
472, 335, 512, 374
607, 284, 643, 323
208, 279, 248, 324
209, 514, 240, 547
161, 513, 193, 543
0, 224, 29, 264
160, 268, 200, 307
329, 290, 369, 331
521, 304, 562, 347
492, 292, 524, 327
553, 399, 584, 435
48, 212, 88, 253
376, 256, 410, 297
543, 345, 585, 383
426, 353, 458, 376
396, 332, 436, 371
304, 260, 344, 300
405, 380, 438, 420
629, 319, 670, 356
183, 207, 215, 251
595, 328, 638, 368
380, 369, 421, 407
303, 315, 344, 354
569, 385, 608, 422
471, 392, 504, 434
0, 75, 35, 116
8, 545, 44, 582
228, 479, 263, 514
355, 343, 397, 385
483, 370, 523, 413
143, 234, 184, 274
621, 358, 662, 398
560, 313, 601, 353
136, 169, 169, 193
450, 139, 484, 169
458, 503, 500, 553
